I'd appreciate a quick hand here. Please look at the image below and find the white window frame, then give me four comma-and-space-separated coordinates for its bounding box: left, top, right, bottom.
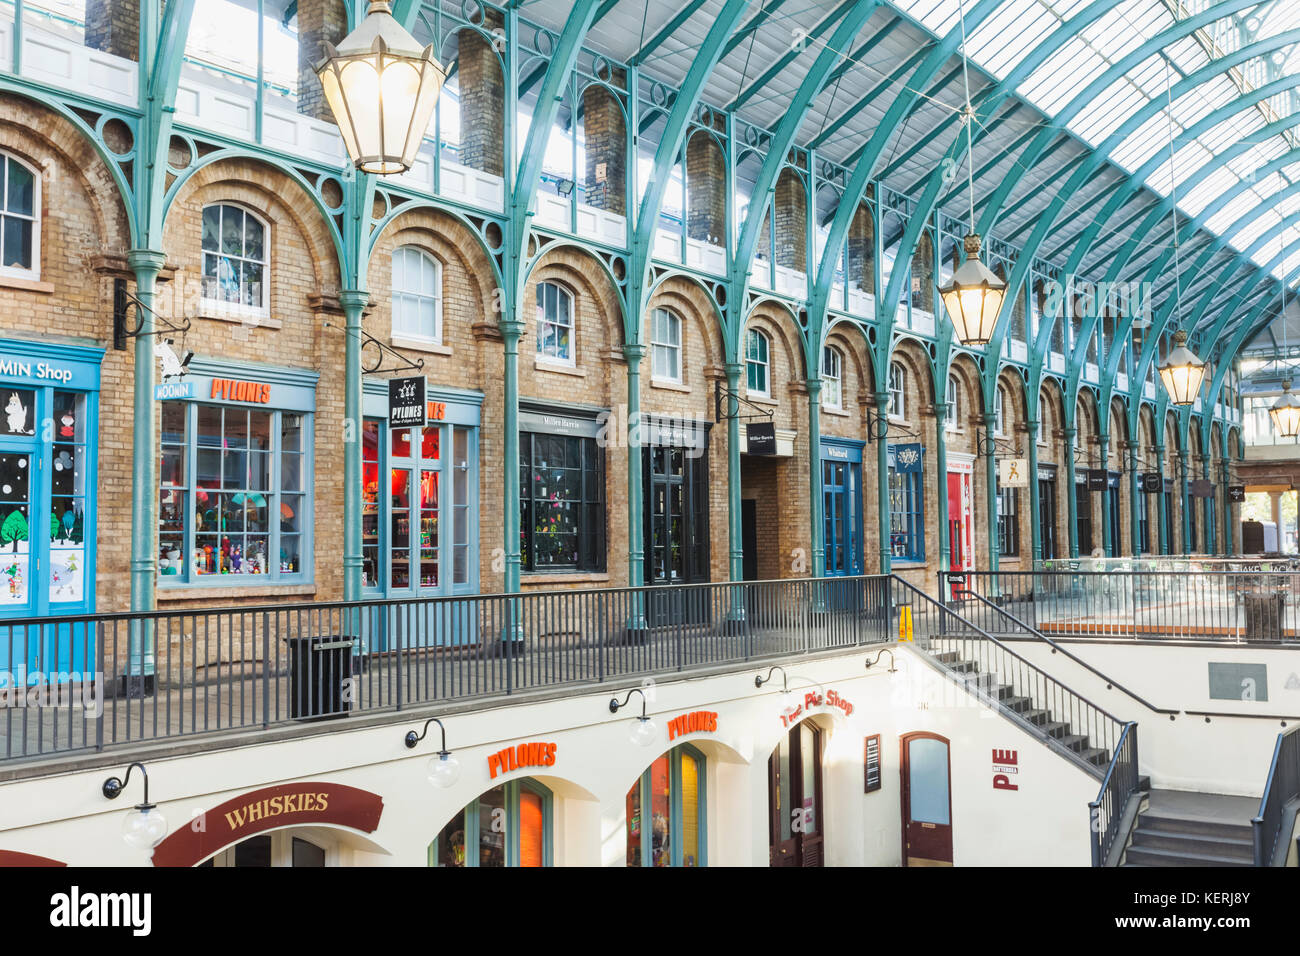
200, 203, 269, 318
0, 152, 40, 281
822, 345, 843, 410
536, 281, 575, 366
391, 245, 443, 344
887, 360, 906, 421
651, 307, 682, 383
946, 374, 961, 432
994, 384, 1006, 437
745, 328, 771, 398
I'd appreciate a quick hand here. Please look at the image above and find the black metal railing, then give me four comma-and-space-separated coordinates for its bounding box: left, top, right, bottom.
1253, 724, 1300, 866
889, 576, 1127, 773
943, 577, 1178, 717
0, 575, 892, 763
1090, 722, 1140, 867
952, 569, 1300, 643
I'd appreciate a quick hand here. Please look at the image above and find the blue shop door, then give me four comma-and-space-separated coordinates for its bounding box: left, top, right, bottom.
822, 458, 862, 611
361, 422, 479, 651
0, 387, 96, 685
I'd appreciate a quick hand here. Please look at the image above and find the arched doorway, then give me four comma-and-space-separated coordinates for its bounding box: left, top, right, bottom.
625, 744, 707, 867
198, 831, 327, 867
430, 778, 553, 867
900, 732, 952, 866
768, 719, 825, 866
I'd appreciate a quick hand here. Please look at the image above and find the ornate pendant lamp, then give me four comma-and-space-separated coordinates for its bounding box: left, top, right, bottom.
315, 1, 446, 175
1155, 56, 1204, 406
936, 0, 1006, 347
1269, 381, 1300, 439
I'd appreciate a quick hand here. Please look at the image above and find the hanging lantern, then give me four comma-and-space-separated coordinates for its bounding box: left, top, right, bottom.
1157, 328, 1206, 406
315, 1, 446, 175
938, 233, 1006, 347
1270, 380, 1300, 439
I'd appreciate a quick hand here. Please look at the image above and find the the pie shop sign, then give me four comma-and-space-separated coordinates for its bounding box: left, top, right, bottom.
150, 782, 385, 867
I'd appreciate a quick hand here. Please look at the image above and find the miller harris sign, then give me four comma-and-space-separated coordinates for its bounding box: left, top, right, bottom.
149, 782, 385, 867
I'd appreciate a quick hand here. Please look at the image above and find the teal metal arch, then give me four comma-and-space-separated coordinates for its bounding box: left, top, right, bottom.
365, 195, 507, 294
0, 78, 140, 248
159, 146, 349, 284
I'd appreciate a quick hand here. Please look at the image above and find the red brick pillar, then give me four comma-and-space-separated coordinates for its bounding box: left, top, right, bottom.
298, 0, 349, 121
582, 70, 626, 215
458, 14, 506, 177
85, 0, 139, 61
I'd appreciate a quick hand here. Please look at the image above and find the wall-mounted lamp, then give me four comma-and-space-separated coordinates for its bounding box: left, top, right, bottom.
755, 665, 797, 715
865, 649, 898, 673
610, 688, 657, 746
102, 762, 167, 849
556, 178, 575, 197
404, 717, 461, 788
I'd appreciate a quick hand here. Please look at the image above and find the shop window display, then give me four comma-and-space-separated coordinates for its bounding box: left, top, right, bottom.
430, 779, 551, 867
626, 745, 706, 867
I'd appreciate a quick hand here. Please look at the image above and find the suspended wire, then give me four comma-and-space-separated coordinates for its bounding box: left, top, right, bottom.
1165, 55, 1186, 333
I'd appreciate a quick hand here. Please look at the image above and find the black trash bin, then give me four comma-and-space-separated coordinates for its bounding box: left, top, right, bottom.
285, 635, 355, 719
1242, 591, 1285, 642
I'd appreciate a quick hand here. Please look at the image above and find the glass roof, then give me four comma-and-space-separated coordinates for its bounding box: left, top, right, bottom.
889, 0, 1300, 281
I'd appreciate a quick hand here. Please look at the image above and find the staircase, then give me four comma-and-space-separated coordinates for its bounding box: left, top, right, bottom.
1122, 790, 1257, 867
929, 644, 1111, 771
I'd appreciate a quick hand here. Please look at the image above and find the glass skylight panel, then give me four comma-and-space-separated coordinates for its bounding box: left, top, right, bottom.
1182, 167, 1240, 216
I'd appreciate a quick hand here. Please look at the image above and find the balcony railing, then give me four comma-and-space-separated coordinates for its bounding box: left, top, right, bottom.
0, 576, 891, 764
952, 568, 1300, 643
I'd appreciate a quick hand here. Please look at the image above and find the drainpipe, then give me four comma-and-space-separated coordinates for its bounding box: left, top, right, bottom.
934, 402, 950, 592
1220, 454, 1233, 556
624, 343, 646, 628
340, 290, 367, 605
725, 362, 744, 584
1127, 441, 1140, 556
1026, 418, 1041, 562
127, 249, 167, 688
1064, 426, 1079, 558
1098, 429, 1112, 557
874, 390, 892, 576
807, 377, 824, 578
983, 413, 999, 581
1154, 444, 1168, 555
1179, 451, 1191, 554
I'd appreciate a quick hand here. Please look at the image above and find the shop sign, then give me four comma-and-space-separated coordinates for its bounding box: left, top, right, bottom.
1142, 472, 1163, 494
779, 689, 854, 728
1190, 479, 1214, 498
824, 445, 850, 460
488, 741, 557, 779
666, 710, 717, 741
519, 406, 602, 439
999, 458, 1028, 487
1227, 485, 1245, 503
210, 378, 272, 404
150, 782, 385, 867
1087, 469, 1108, 491
747, 420, 777, 455
890, 442, 924, 474
0, 358, 74, 383
389, 376, 426, 428
426, 401, 447, 421
864, 734, 882, 794
992, 749, 1019, 791
155, 381, 195, 401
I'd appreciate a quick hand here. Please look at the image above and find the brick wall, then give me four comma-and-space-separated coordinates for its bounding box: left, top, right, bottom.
458, 16, 506, 177
685, 129, 725, 244
772, 167, 806, 273
582, 71, 626, 216
85, 0, 139, 62
297, 0, 349, 121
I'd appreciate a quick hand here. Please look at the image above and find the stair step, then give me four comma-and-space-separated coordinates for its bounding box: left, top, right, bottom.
991, 683, 1012, 700
1124, 844, 1253, 867
1079, 747, 1110, 767
1060, 733, 1090, 753
1023, 708, 1051, 726
1131, 827, 1254, 861
1042, 721, 1070, 739
1003, 695, 1033, 714
1139, 813, 1254, 843
1138, 775, 1152, 792
933, 651, 961, 665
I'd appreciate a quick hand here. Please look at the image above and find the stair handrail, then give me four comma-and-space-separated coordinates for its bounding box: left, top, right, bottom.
1252, 724, 1300, 867
1089, 720, 1140, 867
947, 583, 1179, 717
890, 575, 1127, 729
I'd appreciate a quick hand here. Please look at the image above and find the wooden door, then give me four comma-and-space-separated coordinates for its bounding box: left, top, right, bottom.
900, 732, 953, 866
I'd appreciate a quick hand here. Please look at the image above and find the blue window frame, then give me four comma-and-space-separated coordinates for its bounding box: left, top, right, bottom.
822, 440, 863, 576
626, 743, 707, 867
996, 485, 1019, 558
158, 401, 313, 585
430, 778, 553, 867
887, 443, 925, 561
